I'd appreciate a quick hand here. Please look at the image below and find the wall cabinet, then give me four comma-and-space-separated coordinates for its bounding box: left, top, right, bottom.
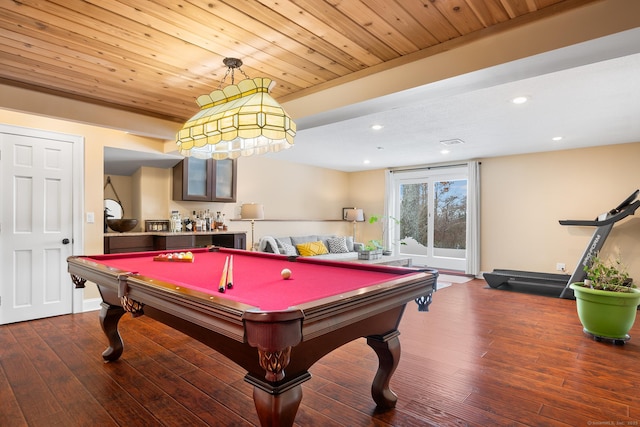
173, 157, 237, 202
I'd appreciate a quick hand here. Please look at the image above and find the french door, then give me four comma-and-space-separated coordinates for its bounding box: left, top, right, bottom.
389, 165, 471, 271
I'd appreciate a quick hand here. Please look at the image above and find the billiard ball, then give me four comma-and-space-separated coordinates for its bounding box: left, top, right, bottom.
281, 268, 292, 279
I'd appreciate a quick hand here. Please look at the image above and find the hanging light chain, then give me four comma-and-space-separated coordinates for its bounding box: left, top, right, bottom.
217, 57, 251, 88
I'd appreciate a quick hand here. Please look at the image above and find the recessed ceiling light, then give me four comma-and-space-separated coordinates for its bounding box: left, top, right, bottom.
371, 124, 383, 130
552, 136, 563, 141
512, 96, 529, 104
363, 159, 371, 164
440, 138, 464, 146
440, 149, 450, 154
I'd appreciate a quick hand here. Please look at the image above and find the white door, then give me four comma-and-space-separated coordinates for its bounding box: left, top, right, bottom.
0, 129, 76, 324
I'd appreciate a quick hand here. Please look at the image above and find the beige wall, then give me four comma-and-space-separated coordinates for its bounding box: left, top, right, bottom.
137, 166, 172, 223
3, 107, 640, 299
347, 142, 640, 280
109, 156, 355, 243
0, 109, 167, 253
481, 142, 640, 279
1, 0, 638, 306
104, 174, 134, 225
346, 169, 386, 244
1, 110, 168, 299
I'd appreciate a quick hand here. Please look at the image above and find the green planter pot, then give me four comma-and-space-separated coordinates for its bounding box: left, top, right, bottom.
569, 283, 640, 342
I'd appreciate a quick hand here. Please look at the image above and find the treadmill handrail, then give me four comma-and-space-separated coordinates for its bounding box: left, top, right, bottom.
612, 189, 639, 213
559, 200, 640, 227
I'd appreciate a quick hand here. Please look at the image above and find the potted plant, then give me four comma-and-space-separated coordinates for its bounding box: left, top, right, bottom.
367, 214, 405, 256
355, 214, 388, 260
569, 253, 640, 344
357, 241, 383, 260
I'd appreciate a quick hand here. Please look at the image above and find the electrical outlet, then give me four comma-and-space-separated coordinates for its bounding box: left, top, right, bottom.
556, 262, 566, 272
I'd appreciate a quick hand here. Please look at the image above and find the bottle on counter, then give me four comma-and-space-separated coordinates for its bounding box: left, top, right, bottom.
194, 210, 203, 232
192, 210, 198, 232
184, 212, 192, 232
170, 211, 182, 232
204, 209, 211, 231
215, 211, 222, 230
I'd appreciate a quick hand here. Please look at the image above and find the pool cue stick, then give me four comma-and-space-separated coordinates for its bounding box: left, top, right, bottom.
218, 256, 229, 293
227, 255, 234, 289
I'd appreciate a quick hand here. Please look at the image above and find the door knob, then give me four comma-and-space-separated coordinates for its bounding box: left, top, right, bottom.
62, 238, 70, 245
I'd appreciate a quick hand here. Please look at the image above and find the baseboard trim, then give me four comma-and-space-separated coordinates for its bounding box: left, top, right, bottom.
82, 297, 102, 312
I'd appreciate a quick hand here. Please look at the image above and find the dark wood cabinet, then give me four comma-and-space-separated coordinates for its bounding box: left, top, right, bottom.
208, 233, 245, 250
154, 234, 195, 251
104, 232, 246, 254
173, 157, 237, 202
104, 235, 154, 254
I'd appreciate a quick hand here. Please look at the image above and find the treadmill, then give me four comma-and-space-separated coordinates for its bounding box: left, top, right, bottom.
484, 189, 640, 299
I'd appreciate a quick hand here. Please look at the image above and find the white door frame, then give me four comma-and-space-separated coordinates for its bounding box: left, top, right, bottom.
387, 164, 471, 272
0, 123, 85, 315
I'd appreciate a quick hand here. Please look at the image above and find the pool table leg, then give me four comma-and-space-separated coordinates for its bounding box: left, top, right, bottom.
367, 330, 401, 409
99, 301, 126, 362
246, 372, 310, 427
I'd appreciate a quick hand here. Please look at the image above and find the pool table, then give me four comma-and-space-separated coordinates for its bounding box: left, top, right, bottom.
68, 247, 437, 427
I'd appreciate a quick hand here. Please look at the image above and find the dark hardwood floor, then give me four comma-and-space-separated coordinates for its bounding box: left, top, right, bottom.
2, 279, 640, 426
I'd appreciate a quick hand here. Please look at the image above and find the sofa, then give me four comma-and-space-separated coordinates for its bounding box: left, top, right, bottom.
258, 234, 364, 261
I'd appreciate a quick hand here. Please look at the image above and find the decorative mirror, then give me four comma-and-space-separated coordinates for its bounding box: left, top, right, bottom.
103, 176, 139, 233
104, 198, 123, 220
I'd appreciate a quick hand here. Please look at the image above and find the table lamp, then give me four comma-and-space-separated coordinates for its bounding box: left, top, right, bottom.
241, 203, 264, 250
345, 208, 364, 241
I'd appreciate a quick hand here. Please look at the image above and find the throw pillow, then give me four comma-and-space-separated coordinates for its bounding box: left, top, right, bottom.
327, 236, 349, 253
279, 242, 298, 256
296, 241, 329, 256
345, 236, 355, 252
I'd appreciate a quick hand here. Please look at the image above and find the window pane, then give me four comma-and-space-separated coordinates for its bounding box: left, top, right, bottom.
399, 182, 429, 255
215, 159, 233, 198
434, 180, 467, 256
187, 158, 208, 197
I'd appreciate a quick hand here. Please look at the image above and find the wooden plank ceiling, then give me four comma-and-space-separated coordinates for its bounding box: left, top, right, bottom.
0, 0, 589, 123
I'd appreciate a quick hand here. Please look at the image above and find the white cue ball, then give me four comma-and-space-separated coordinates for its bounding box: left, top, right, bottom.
281, 268, 292, 279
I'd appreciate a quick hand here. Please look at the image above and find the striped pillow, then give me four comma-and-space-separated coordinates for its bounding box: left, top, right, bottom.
296, 241, 329, 256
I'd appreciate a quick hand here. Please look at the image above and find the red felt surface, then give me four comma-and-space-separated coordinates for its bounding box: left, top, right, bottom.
87, 249, 403, 310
